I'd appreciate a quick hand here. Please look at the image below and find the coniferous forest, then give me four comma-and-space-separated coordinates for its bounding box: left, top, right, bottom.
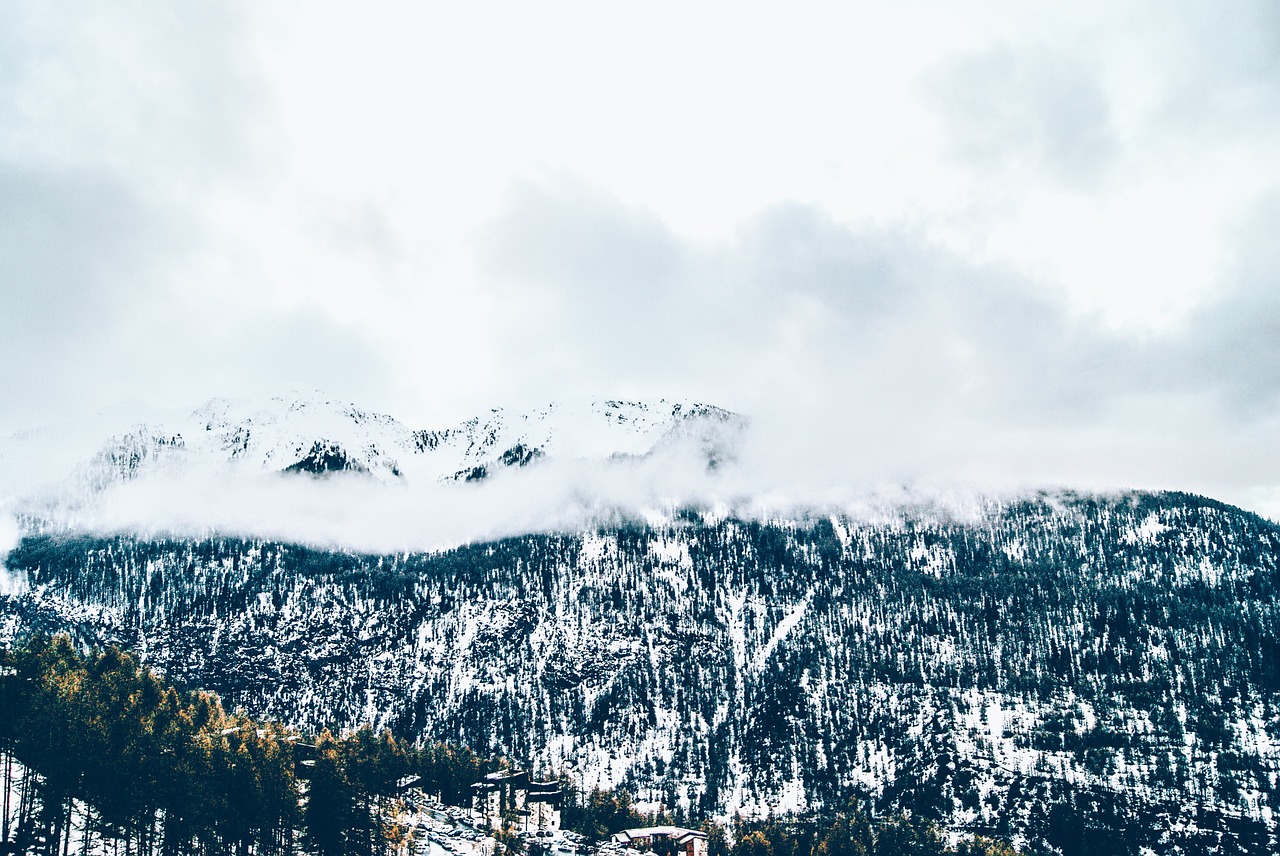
0, 635, 418, 855
2, 490, 1279, 853
0, 636, 1019, 856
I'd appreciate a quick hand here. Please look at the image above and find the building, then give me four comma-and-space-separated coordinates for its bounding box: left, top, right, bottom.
611, 827, 708, 856
471, 770, 563, 833
525, 779, 563, 832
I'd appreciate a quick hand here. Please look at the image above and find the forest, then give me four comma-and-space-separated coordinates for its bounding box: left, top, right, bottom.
0, 635, 467, 856
3, 490, 1279, 852
0, 636, 1019, 856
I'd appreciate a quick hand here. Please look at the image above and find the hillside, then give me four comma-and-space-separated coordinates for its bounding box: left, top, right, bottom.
3, 490, 1278, 854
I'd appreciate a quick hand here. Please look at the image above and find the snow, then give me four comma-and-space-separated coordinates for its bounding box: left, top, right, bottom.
17, 391, 744, 498
3, 391, 750, 554
751, 595, 810, 674
580, 534, 614, 564
1124, 513, 1171, 545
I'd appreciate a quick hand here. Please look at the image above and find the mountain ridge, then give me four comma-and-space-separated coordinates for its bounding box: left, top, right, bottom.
2, 488, 1278, 852
71, 392, 746, 488
4, 394, 1280, 851
0, 392, 750, 551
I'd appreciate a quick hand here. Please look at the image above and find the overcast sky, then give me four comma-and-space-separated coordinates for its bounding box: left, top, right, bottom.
3, 1, 1280, 518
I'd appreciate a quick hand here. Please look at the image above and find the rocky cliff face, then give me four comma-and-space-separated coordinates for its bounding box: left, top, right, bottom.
2, 490, 1277, 852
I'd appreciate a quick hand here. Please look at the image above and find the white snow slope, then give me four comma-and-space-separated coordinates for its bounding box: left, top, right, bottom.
1, 391, 747, 551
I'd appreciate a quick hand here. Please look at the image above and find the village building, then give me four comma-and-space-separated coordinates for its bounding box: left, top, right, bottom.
611, 826, 708, 856
470, 770, 563, 833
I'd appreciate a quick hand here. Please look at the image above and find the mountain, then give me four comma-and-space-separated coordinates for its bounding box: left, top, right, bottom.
2, 490, 1279, 853
2, 395, 1279, 853
56, 392, 745, 490
0, 392, 748, 548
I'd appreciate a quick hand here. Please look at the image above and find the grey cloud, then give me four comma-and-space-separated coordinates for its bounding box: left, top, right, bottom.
919, 45, 1117, 187
728, 203, 924, 318
725, 202, 1151, 426
0, 164, 395, 436
1147, 0, 1280, 136
0, 166, 172, 331
1, 277, 393, 436
0, 3, 304, 433
479, 181, 1148, 427
0, 4, 268, 181
193, 310, 395, 411
485, 178, 686, 300
0, 165, 192, 428
1177, 195, 1280, 415
477, 178, 1280, 484
479, 179, 700, 398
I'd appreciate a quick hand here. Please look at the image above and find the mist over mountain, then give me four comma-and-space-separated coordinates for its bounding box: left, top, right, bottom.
3, 393, 1280, 852
2, 392, 754, 553
3, 489, 1279, 853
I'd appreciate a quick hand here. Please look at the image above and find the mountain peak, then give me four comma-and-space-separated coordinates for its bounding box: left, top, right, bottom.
44, 392, 746, 492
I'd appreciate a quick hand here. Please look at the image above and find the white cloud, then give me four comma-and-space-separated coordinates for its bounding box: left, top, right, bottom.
2, 0, 1280, 526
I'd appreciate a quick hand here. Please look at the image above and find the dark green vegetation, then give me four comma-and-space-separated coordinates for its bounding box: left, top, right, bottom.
0, 637, 1016, 856
568, 792, 1021, 856
1, 635, 302, 854
715, 811, 1021, 856
0, 636, 515, 855
0, 636, 447, 855
3, 490, 1280, 853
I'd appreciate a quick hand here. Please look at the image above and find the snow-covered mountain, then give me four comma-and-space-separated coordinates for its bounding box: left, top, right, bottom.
0, 392, 750, 547
69, 392, 745, 489
3, 491, 1279, 853
5, 393, 1280, 851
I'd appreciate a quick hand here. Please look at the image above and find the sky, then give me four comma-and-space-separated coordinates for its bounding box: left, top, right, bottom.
2, 0, 1280, 520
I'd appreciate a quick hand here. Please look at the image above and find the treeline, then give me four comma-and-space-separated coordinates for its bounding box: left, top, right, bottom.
9, 489, 1278, 850
2, 634, 300, 855
0, 635, 1031, 856
558, 788, 1022, 856
0, 635, 497, 856
713, 811, 1022, 856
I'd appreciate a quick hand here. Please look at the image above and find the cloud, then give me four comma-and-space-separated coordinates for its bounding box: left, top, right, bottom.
0, 4, 267, 179
1175, 194, 1280, 415
919, 44, 1117, 187
0, 510, 23, 595
0, 164, 190, 418
479, 182, 1131, 427
3, 2, 1280, 528
44, 438, 749, 554
1144, 0, 1280, 137
486, 178, 687, 300
470, 176, 1280, 518
476, 178, 722, 405
0, 4, 402, 432
0, 162, 392, 429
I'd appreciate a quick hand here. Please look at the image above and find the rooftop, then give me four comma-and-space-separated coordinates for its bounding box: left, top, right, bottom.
612, 827, 707, 844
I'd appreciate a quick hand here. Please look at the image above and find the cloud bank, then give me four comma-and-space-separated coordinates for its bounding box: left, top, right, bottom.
13, 419, 1011, 556
2, 1, 1280, 524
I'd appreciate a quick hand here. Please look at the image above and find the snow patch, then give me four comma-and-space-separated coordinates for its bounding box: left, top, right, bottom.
1124, 513, 1170, 544
752, 595, 810, 674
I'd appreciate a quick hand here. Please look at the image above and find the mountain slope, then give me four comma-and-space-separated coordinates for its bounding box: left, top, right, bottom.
3, 490, 1278, 853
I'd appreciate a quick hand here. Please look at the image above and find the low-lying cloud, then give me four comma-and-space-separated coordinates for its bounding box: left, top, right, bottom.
5, 403, 1236, 559
4, 2, 1280, 536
